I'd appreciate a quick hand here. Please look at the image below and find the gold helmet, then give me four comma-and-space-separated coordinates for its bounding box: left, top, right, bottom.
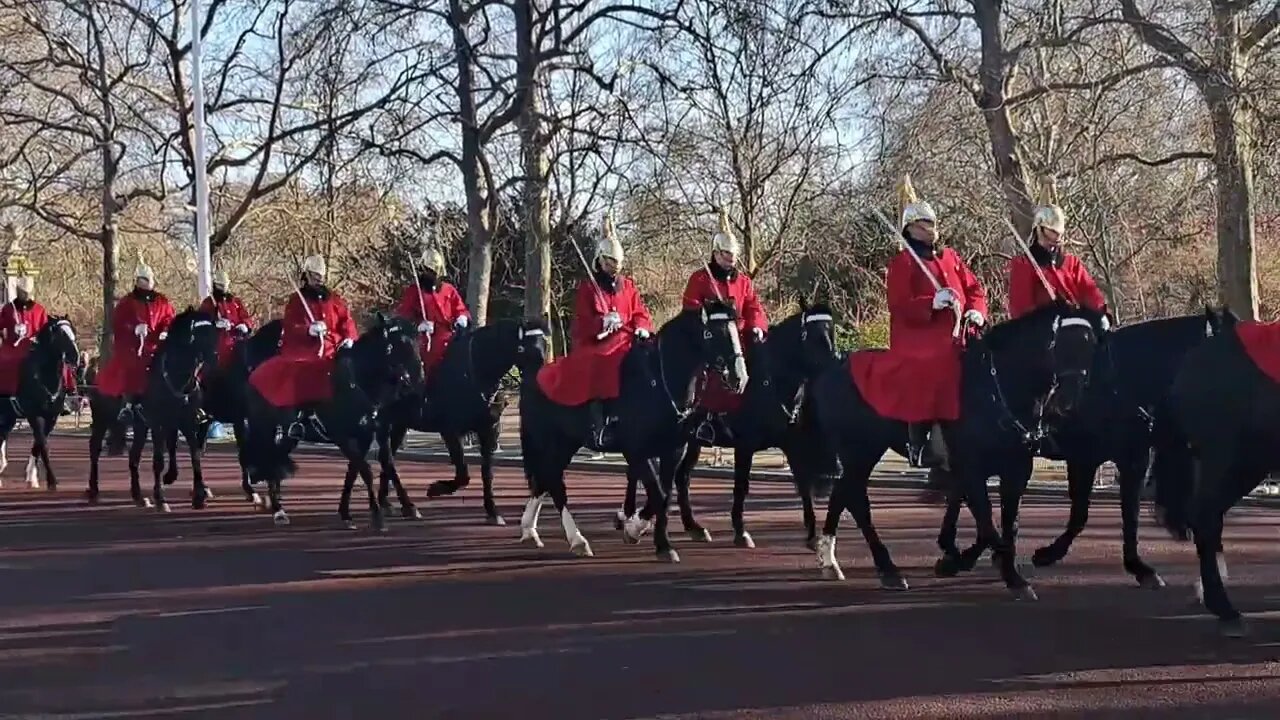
420, 248, 445, 274
711, 208, 740, 255
213, 269, 230, 290
594, 211, 624, 266
897, 174, 937, 228
301, 254, 327, 279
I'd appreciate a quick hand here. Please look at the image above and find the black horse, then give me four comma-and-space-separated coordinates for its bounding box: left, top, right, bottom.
1016, 309, 1236, 588
203, 319, 284, 508
614, 301, 841, 548
242, 313, 423, 530
373, 317, 550, 524
0, 316, 79, 490
1146, 311, 1280, 637
136, 309, 221, 512
810, 303, 1106, 598
518, 299, 747, 560
87, 336, 166, 507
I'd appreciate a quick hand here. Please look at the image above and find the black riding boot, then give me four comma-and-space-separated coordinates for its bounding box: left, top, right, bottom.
907, 422, 938, 468
587, 400, 612, 450
286, 413, 307, 441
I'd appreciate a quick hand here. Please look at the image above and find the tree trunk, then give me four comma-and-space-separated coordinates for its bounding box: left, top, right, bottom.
452, 0, 492, 324
515, 0, 552, 349
973, 0, 1036, 236
1207, 90, 1260, 320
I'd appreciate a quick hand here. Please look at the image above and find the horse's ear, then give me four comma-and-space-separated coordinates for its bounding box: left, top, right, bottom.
797, 294, 809, 312
372, 310, 388, 327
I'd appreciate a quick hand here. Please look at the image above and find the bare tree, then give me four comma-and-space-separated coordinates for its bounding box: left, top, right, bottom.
0, 0, 166, 353
1117, 0, 1280, 320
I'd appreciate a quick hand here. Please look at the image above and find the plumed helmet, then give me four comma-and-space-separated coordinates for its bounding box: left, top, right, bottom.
897, 173, 937, 228
1032, 204, 1066, 235
213, 269, 230, 289
135, 253, 155, 284
711, 208, 740, 256
14, 275, 33, 294
301, 254, 326, 279
594, 211, 624, 266
420, 248, 445, 274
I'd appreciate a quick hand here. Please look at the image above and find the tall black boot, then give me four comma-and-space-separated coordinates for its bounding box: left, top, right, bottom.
587, 400, 609, 449
907, 422, 937, 468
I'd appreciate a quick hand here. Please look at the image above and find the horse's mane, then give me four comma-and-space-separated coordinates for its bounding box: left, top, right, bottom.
658, 298, 738, 335
169, 306, 215, 334
983, 303, 1105, 351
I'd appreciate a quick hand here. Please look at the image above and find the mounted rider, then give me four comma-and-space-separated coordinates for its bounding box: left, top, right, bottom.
246, 254, 358, 440
198, 269, 254, 369
682, 209, 766, 439
0, 275, 77, 396
886, 176, 988, 468
1007, 203, 1109, 321
395, 247, 470, 384
535, 213, 654, 449
95, 257, 177, 422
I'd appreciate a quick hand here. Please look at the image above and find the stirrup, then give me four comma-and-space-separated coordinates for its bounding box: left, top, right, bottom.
117, 404, 134, 423
286, 422, 306, 441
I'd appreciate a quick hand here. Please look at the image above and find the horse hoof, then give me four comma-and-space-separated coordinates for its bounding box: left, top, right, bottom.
246, 492, 262, 507
45, 481, 56, 492
658, 548, 681, 564
734, 532, 756, 549
136, 497, 153, 509
158, 502, 172, 514
934, 556, 960, 578
821, 564, 845, 581
272, 510, 290, 526
622, 516, 650, 544
1220, 617, 1249, 638
570, 535, 593, 558
342, 519, 357, 531
687, 528, 712, 543
880, 574, 909, 591
1010, 585, 1038, 602
203, 488, 215, 501
84, 491, 99, 505
613, 510, 626, 530
486, 514, 506, 526
379, 501, 394, 514
403, 506, 424, 520
519, 529, 544, 549
1138, 573, 1167, 590
804, 536, 818, 552
1031, 547, 1059, 568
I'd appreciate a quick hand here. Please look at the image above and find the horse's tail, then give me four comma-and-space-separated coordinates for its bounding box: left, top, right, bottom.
791, 389, 838, 499
1148, 406, 1194, 542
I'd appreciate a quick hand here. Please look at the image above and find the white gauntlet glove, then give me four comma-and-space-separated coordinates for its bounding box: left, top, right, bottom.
602, 312, 622, 334
308, 321, 327, 337
338, 338, 354, 350
417, 321, 434, 335
13, 323, 27, 339
963, 309, 985, 327
932, 289, 957, 310
134, 323, 149, 339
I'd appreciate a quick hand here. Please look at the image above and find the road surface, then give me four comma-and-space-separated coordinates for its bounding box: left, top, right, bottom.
1, 437, 1279, 719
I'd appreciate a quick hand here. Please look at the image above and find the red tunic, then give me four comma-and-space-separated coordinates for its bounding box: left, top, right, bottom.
248, 290, 359, 408
849, 246, 988, 422
1235, 321, 1280, 387
95, 293, 177, 398
0, 301, 58, 395
1007, 254, 1106, 318
537, 275, 653, 406
198, 294, 255, 368
682, 266, 767, 413
394, 281, 469, 378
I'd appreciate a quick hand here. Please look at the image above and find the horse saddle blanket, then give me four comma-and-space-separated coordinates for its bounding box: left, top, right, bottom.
848, 347, 963, 423
1236, 321, 1280, 386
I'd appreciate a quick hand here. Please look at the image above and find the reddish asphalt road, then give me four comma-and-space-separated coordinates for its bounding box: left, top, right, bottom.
1, 436, 1280, 719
